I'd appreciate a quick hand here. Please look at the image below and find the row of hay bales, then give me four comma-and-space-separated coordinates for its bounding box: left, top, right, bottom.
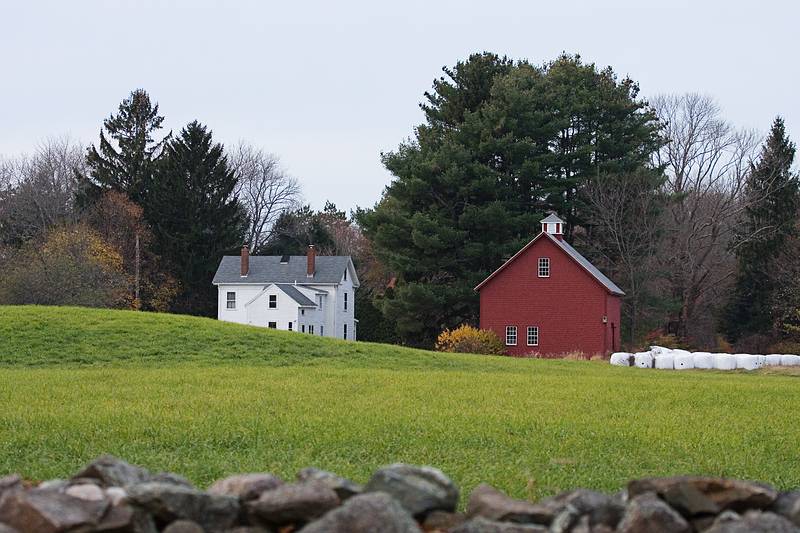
610, 346, 800, 370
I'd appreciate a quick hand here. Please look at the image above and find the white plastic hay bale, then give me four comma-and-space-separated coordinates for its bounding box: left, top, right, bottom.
755, 355, 766, 368
692, 352, 714, 369
765, 354, 783, 366
610, 352, 633, 367
780, 354, 800, 366
654, 351, 675, 370
633, 351, 654, 369
674, 351, 694, 370
735, 354, 760, 370
713, 353, 737, 370
650, 345, 669, 356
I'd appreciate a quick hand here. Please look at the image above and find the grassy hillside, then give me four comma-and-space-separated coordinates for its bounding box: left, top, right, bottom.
1, 305, 799, 502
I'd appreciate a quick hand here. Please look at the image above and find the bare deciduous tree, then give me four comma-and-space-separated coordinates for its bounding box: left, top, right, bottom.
0, 136, 87, 245
651, 93, 761, 342
228, 142, 301, 251
582, 171, 666, 345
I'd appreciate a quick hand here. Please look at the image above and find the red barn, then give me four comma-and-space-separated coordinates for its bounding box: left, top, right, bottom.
475, 214, 624, 357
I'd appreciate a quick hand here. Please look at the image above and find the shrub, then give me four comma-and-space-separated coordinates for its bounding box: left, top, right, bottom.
643, 332, 690, 350
769, 340, 800, 355
435, 325, 505, 355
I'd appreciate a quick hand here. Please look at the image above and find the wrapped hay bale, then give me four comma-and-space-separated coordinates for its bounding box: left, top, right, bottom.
673, 350, 694, 370
755, 355, 767, 368
633, 351, 654, 368
765, 354, 783, 366
780, 354, 800, 366
610, 352, 633, 366
650, 345, 670, 356
713, 353, 737, 370
692, 352, 714, 369
735, 354, 760, 370
654, 351, 675, 370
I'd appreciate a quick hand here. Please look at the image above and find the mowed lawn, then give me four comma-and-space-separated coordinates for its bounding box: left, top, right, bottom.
1, 306, 799, 502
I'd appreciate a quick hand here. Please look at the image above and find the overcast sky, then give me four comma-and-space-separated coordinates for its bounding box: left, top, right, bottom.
1, 0, 797, 211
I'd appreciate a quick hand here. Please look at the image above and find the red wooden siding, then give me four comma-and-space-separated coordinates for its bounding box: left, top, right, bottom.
478, 236, 622, 357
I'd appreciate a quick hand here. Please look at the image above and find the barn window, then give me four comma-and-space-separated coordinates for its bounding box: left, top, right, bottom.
226, 292, 236, 309
527, 326, 539, 346
269, 295, 277, 309
538, 257, 550, 277
505, 326, 517, 346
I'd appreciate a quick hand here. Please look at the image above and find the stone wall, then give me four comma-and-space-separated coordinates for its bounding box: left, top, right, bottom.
0, 455, 798, 532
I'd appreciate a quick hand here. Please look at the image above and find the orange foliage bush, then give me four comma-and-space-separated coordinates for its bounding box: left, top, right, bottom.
435, 324, 505, 355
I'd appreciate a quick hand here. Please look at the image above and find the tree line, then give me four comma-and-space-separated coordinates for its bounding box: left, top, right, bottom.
1, 52, 798, 353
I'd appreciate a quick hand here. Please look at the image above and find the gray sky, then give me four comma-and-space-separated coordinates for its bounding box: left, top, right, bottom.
1, 0, 797, 211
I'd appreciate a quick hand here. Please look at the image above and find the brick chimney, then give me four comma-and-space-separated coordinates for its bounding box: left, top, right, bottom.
240, 245, 249, 277
307, 245, 316, 277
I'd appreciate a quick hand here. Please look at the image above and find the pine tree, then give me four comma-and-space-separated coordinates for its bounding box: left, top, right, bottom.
147, 121, 246, 315
724, 117, 799, 342
80, 89, 167, 205
359, 53, 663, 346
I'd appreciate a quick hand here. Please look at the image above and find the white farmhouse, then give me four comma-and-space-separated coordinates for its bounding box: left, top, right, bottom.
212, 245, 359, 339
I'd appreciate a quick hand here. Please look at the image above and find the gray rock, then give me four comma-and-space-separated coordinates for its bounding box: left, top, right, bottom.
628, 476, 777, 513
0, 476, 21, 497
705, 510, 800, 532
127, 481, 239, 531
422, 509, 466, 530
298, 492, 419, 533
65, 483, 106, 501
150, 472, 195, 489
541, 489, 624, 528
297, 468, 362, 501
363, 464, 458, 518
73, 455, 152, 488
0, 487, 109, 533
246, 482, 339, 527
449, 516, 548, 532
548, 504, 581, 533
208, 474, 284, 501
466, 484, 554, 525
94, 503, 158, 533
773, 491, 800, 526
163, 520, 206, 533
0, 524, 19, 533
616, 492, 690, 533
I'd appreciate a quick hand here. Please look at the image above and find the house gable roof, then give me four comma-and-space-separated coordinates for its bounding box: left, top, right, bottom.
213, 255, 358, 286
474, 232, 625, 296
244, 283, 318, 308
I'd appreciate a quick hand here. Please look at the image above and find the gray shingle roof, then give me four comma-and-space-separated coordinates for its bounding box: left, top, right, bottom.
213, 255, 351, 285
540, 213, 565, 224
552, 236, 625, 295
274, 284, 317, 307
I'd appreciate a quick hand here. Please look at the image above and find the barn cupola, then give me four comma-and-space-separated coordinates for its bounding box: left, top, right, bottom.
540, 213, 564, 240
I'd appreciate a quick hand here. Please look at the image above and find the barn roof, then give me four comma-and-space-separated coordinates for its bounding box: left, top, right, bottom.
474, 232, 625, 295
212, 255, 358, 286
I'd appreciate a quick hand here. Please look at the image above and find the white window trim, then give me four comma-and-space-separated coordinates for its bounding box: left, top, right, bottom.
268, 294, 277, 309
527, 326, 539, 347
505, 326, 517, 346
538, 257, 550, 278
226, 291, 236, 310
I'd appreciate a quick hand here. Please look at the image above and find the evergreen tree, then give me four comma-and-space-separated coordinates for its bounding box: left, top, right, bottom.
80, 89, 167, 205
359, 52, 663, 346
147, 121, 246, 315
724, 117, 799, 341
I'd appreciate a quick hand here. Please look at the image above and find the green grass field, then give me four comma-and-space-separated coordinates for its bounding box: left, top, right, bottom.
1, 305, 799, 502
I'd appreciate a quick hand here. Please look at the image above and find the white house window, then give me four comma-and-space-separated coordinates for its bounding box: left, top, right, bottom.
226, 292, 236, 309
320, 325, 324, 336
527, 326, 539, 346
309, 325, 314, 334
505, 326, 517, 346
269, 295, 277, 309
344, 292, 348, 311
344, 269, 347, 281
288, 322, 293, 331
344, 323, 348, 340
268, 322, 276, 329
538, 257, 550, 277
301, 325, 305, 333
